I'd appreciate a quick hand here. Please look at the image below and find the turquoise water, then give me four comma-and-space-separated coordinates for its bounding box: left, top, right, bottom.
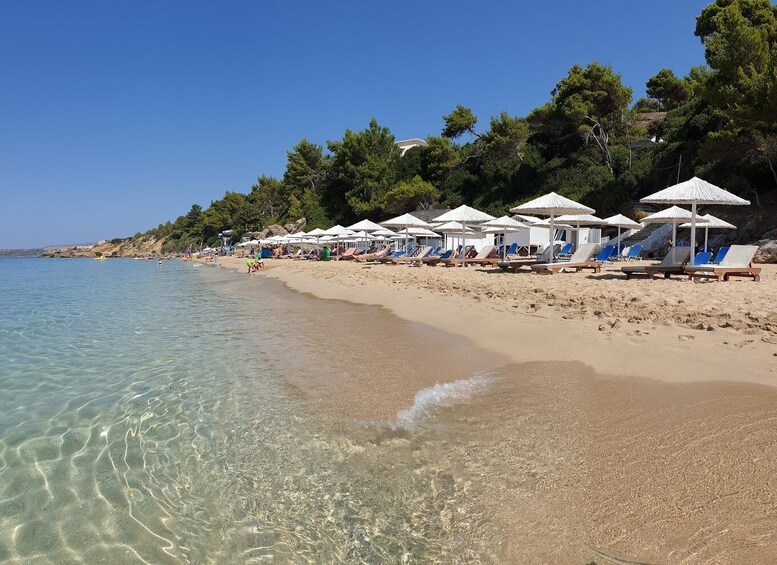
0, 258, 506, 564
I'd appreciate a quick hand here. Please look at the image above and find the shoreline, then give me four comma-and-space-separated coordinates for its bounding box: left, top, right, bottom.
213, 256, 777, 389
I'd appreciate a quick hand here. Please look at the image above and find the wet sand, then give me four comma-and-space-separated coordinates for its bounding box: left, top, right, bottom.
203, 258, 777, 563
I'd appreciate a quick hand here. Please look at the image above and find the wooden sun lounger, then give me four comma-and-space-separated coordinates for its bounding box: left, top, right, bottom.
531, 243, 598, 274
353, 246, 391, 262
445, 245, 498, 267
387, 246, 433, 264
333, 247, 358, 260
684, 245, 761, 282
621, 247, 691, 279
498, 244, 559, 272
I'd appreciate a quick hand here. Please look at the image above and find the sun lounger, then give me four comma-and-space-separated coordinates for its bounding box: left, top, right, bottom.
557, 243, 574, 259
692, 251, 712, 265
621, 247, 692, 279
684, 245, 761, 281
712, 246, 729, 264
530, 243, 599, 274
423, 248, 455, 266
624, 244, 643, 261
497, 244, 559, 272
446, 245, 499, 267
333, 247, 358, 260
387, 246, 433, 264
353, 245, 392, 262
437, 245, 475, 267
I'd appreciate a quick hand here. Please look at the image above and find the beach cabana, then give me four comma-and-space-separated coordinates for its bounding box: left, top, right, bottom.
510, 193, 595, 264
680, 214, 736, 252
640, 177, 749, 265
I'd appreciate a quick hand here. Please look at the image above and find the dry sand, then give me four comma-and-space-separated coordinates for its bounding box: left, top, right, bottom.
230, 257, 777, 387
207, 256, 777, 563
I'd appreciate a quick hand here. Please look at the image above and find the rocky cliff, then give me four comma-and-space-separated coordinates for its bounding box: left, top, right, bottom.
42, 236, 166, 258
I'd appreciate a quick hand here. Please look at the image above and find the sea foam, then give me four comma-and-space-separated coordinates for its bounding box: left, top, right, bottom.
392, 373, 494, 431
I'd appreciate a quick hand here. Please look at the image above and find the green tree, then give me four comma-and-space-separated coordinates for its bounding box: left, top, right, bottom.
696, 0, 777, 126
282, 139, 330, 224
327, 119, 401, 218
383, 176, 439, 214
480, 112, 530, 182
646, 69, 692, 110
441, 105, 481, 139
549, 62, 633, 172
423, 135, 461, 190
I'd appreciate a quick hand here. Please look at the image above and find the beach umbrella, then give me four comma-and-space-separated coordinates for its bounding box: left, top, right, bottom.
602, 214, 642, 253
510, 192, 594, 263
320, 226, 355, 255
513, 214, 542, 224
305, 227, 327, 248
382, 213, 433, 250
381, 213, 433, 229
481, 216, 529, 260
347, 219, 385, 232
640, 177, 749, 264
555, 214, 605, 250
640, 206, 709, 250
434, 221, 476, 254
431, 205, 496, 258
680, 214, 736, 252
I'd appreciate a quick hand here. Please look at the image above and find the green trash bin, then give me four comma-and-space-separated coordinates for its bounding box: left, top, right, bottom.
322, 246, 331, 261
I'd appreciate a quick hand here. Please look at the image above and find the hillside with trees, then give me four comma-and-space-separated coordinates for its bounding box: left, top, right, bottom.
136, 0, 776, 253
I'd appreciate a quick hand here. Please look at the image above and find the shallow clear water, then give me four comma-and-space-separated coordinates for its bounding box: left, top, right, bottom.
0, 259, 505, 564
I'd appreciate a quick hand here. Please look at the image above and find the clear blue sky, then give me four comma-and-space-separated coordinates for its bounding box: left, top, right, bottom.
1, 0, 711, 248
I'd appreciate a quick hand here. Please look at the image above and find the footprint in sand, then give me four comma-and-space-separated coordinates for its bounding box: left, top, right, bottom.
678, 335, 695, 342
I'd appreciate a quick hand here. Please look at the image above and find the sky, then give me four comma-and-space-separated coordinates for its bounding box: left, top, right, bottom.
1, 0, 712, 248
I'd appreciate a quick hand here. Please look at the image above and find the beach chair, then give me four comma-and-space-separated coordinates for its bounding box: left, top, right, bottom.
624, 245, 642, 261
334, 247, 358, 260
423, 248, 455, 266
557, 243, 574, 259
621, 247, 692, 279
595, 245, 615, 263
712, 246, 729, 264
692, 251, 712, 265
437, 245, 475, 267
388, 246, 433, 264
353, 245, 392, 262
497, 244, 560, 273
530, 243, 599, 274
685, 245, 761, 282
447, 245, 499, 267
502, 243, 519, 258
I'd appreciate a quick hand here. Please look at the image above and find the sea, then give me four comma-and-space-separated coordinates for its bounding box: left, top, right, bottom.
0, 258, 521, 564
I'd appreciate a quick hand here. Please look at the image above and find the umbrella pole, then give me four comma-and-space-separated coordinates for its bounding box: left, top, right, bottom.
704, 227, 709, 252
672, 222, 677, 248
690, 202, 697, 265
548, 212, 555, 264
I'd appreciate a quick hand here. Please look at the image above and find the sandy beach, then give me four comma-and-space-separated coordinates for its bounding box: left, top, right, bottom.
222, 256, 777, 387
197, 256, 777, 563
